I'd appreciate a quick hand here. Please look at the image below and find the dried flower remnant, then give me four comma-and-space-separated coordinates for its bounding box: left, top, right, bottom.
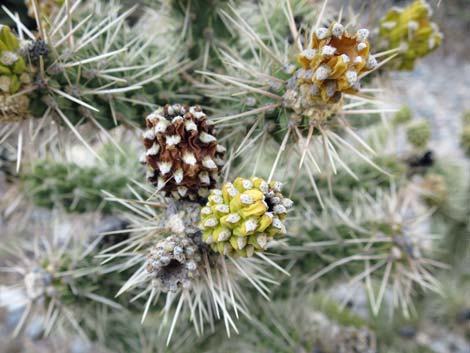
284, 23, 377, 120
25, 39, 49, 64
146, 234, 202, 293
142, 104, 226, 201
378, 0, 443, 70
200, 176, 292, 257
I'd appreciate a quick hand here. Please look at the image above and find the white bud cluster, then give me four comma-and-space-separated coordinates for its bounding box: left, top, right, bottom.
147, 235, 201, 293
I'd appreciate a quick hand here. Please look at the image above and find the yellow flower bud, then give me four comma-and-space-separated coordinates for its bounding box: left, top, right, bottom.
378, 0, 442, 70
238, 200, 268, 219
233, 218, 258, 237
220, 213, 242, 229
229, 236, 247, 251
199, 176, 292, 257
233, 177, 253, 192
257, 213, 273, 232
213, 227, 231, 242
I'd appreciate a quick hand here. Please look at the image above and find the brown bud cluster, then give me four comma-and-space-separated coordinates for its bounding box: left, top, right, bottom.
142, 104, 226, 201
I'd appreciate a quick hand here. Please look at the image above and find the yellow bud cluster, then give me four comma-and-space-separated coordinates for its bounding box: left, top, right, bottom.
200, 177, 292, 257
0, 26, 29, 94
0, 26, 32, 122
378, 0, 443, 70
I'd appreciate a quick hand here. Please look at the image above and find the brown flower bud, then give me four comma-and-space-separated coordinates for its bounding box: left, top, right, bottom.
142, 104, 225, 201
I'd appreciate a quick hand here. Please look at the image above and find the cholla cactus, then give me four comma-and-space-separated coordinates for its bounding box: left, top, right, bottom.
21, 141, 140, 214
152, 0, 238, 69
200, 176, 292, 257
207, 295, 376, 353
22, 159, 132, 213
0, 89, 30, 123
142, 104, 225, 201
89, 309, 199, 353
0, 212, 123, 339
0, 1, 178, 161
201, 1, 396, 198
303, 185, 445, 316
1, 1, 463, 351
306, 154, 407, 207
406, 119, 431, 148
102, 182, 289, 344
378, 0, 443, 70
240, 0, 321, 44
